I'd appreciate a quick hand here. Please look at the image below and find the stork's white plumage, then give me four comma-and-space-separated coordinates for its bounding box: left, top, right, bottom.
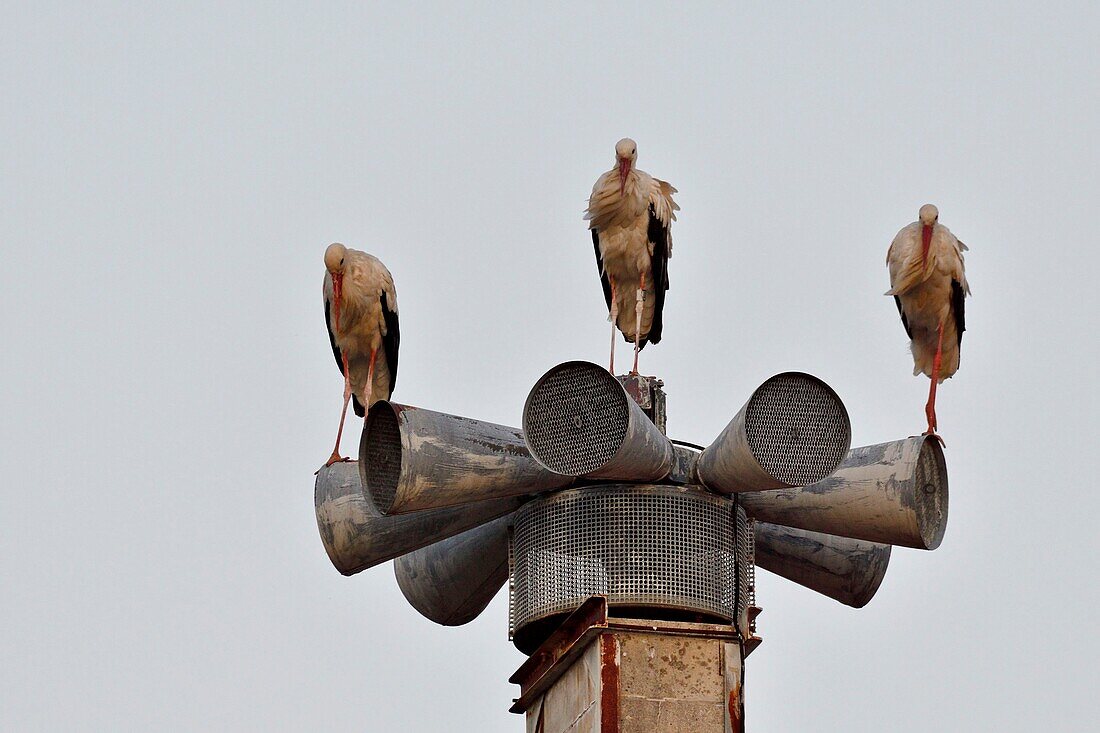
886, 204, 970, 438
321, 243, 400, 468
585, 138, 678, 375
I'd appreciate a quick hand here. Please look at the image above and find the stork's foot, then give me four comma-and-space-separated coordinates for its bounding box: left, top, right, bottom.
315, 453, 352, 474
921, 430, 947, 448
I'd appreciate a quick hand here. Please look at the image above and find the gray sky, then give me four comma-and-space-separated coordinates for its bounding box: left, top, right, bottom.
2, 2, 1096, 730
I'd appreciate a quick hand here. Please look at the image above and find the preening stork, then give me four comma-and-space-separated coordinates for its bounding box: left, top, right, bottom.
886, 204, 970, 439
321, 243, 400, 468
585, 138, 678, 375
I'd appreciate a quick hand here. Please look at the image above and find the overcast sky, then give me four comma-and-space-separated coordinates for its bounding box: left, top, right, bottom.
2, 2, 1097, 731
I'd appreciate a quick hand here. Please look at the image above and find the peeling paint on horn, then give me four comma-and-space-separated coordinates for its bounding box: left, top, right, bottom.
360, 402, 572, 516
753, 521, 891, 608
739, 436, 948, 550
314, 461, 521, 575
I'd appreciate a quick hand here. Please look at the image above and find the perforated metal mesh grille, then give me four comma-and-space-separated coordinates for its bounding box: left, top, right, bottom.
363, 407, 401, 514
735, 504, 750, 619
745, 374, 850, 485
524, 363, 629, 475
509, 485, 747, 635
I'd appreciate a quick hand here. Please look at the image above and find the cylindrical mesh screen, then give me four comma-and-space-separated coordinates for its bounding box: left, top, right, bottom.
744, 374, 850, 486
509, 485, 749, 650
523, 363, 629, 475
363, 404, 402, 514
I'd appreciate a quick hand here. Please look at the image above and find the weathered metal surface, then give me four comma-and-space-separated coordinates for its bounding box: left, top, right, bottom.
753, 521, 891, 607
523, 361, 673, 482
394, 513, 513, 626
360, 401, 572, 515
739, 435, 948, 549
616, 373, 667, 434
666, 443, 700, 485
509, 485, 742, 654
511, 596, 610, 713
599, 634, 620, 733
697, 372, 851, 493
723, 643, 743, 733
314, 461, 521, 575
513, 609, 746, 732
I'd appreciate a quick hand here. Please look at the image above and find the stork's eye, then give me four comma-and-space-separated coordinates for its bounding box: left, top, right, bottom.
339, 258, 345, 266
631, 148, 635, 154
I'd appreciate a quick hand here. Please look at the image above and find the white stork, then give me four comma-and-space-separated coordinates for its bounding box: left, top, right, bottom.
321, 243, 400, 468
585, 138, 678, 375
886, 204, 970, 438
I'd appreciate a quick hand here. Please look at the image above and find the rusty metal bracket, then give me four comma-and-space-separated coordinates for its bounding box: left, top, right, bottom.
509, 596, 609, 714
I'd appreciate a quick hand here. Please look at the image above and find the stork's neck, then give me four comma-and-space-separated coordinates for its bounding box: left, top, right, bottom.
921, 224, 933, 264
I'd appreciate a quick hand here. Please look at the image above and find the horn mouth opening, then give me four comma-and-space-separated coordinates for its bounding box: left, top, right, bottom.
744, 373, 851, 486
523, 361, 630, 476
362, 401, 403, 515
914, 435, 949, 550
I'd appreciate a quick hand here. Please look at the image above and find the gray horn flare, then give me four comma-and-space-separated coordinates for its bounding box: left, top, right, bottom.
753, 521, 891, 608
314, 461, 522, 575
360, 401, 573, 516
738, 435, 948, 550
697, 372, 851, 493
394, 513, 513, 626
522, 361, 672, 481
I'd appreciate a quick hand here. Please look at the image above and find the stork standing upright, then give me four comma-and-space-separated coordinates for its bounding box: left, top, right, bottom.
886, 204, 970, 438
585, 138, 678, 375
321, 243, 400, 468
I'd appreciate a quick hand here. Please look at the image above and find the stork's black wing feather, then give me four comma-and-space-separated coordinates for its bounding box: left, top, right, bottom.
381, 290, 400, 399
893, 296, 912, 339
324, 297, 344, 372
952, 279, 966, 349
592, 229, 613, 312
643, 203, 670, 349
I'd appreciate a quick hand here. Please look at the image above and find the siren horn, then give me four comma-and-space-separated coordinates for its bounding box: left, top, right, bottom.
360, 402, 573, 516
753, 521, 891, 608
522, 361, 672, 481
739, 436, 948, 550
315, 461, 522, 575
395, 513, 513, 626
696, 372, 851, 493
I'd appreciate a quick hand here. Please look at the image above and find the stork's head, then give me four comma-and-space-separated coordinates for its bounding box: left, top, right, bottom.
324, 243, 348, 275
918, 205, 938, 263
615, 138, 637, 195
325, 243, 348, 312
919, 204, 939, 226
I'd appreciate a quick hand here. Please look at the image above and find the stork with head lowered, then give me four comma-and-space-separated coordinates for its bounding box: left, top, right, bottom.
320, 243, 400, 468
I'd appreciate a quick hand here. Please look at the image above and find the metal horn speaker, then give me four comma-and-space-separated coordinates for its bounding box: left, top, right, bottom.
753, 521, 891, 608
696, 372, 851, 493
360, 401, 572, 516
522, 361, 673, 481
395, 513, 513, 626
739, 436, 948, 550
315, 461, 522, 575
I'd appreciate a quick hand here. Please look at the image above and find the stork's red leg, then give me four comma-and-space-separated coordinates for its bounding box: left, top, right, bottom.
631, 272, 645, 375
608, 276, 618, 374
320, 352, 354, 471
924, 322, 945, 439
365, 348, 377, 415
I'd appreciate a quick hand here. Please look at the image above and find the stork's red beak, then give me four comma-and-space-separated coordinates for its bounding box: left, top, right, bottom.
332, 273, 344, 330
618, 157, 630, 196
921, 225, 933, 265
